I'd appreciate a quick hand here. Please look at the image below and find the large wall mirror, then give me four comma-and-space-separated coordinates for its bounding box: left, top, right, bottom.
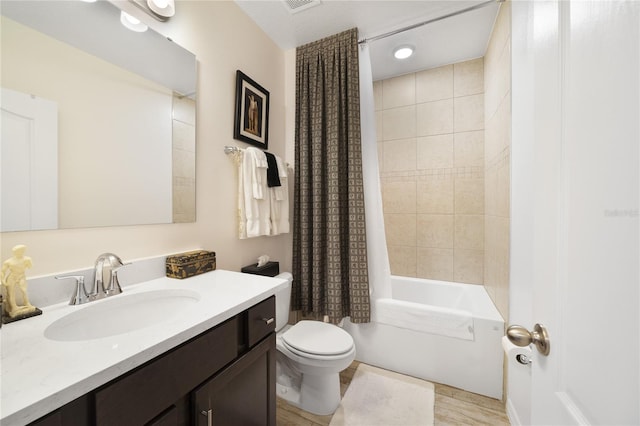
1, 1, 196, 232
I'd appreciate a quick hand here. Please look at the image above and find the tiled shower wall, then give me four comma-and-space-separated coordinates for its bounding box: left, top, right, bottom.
374, 58, 485, 284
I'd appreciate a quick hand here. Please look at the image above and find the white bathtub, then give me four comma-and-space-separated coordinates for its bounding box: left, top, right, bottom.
343, 276, 505, 399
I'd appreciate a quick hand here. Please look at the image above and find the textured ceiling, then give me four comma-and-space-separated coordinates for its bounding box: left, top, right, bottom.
234, 0, 500, 81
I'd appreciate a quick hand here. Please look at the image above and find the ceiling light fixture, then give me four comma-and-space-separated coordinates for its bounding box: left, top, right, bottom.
146, 0, 175, 18
120, 10, 148, 32
393, 45, 414, 60
124, 0, 175, 22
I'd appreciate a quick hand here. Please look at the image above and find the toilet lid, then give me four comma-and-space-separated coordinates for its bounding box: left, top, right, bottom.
282, 320, 354, 356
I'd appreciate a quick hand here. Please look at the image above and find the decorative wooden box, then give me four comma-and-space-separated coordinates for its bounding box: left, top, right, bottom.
166, 250, 216, 279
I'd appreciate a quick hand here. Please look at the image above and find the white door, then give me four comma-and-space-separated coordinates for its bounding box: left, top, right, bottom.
1, 88, 58, 231
511, 1, 639, 425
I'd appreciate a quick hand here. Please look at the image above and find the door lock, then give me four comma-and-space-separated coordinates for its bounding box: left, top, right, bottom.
516, 353, 532, 365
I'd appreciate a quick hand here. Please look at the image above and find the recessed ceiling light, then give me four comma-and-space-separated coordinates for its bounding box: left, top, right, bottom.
393, 45, 414, 60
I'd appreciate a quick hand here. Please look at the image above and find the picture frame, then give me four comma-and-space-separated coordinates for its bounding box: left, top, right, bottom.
234, 70, 270, 149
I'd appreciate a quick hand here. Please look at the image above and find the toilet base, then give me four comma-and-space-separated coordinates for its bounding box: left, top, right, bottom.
277, 372, 342, 416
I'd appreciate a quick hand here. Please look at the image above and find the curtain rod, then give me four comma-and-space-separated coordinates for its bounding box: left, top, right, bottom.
358, 0, 502, 45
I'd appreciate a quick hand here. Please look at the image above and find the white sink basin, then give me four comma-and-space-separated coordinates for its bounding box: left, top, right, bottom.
44, 289, 201, 341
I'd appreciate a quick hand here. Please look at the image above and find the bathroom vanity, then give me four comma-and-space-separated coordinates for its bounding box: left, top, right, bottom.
0, 270, 287, 426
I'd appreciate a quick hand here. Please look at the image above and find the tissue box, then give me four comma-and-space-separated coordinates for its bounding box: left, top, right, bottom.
166, 250, 216, 279
241, 261, 279, 277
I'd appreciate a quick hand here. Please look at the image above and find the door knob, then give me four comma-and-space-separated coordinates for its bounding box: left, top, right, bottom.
506, 323, 550, 356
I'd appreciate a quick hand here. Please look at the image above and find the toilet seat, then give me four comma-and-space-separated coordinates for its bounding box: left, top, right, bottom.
281, 339, 355, 361
281, 321, 354, 359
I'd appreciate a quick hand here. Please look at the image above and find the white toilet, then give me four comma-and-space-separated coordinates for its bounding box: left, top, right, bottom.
274, 273, 356, 415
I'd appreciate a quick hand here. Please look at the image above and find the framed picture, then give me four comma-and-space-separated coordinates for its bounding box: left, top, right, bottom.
234, 70, 270, 149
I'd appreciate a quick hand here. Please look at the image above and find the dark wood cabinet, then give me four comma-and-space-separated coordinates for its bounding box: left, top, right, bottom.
95, 316, 239, 426
28, 396, 92, 426
147, 406, 179, 426
193, 335, 276, 426
30, 297, 276, 426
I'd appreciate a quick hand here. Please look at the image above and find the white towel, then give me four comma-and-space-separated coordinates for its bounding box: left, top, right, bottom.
237, 151, 247, 238
249, 147, 268, 200
374, 298, 474, 341
240, 148, 271, 238
237, 148, 289, 238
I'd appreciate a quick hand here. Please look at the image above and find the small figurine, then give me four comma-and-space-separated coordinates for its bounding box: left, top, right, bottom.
1, 245, 42, 323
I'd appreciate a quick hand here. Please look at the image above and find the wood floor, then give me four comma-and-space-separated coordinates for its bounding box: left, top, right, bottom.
276, 361, 510, 426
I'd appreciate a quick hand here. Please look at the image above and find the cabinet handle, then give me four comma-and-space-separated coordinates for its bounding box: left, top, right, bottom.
201, 409, 212, 426
262, 317, 274, 325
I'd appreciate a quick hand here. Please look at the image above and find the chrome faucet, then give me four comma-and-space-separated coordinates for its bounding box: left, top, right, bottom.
92, 253, 130, 299
56, 253, 130, 305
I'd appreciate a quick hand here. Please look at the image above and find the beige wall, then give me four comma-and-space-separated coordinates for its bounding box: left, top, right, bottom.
1, 1, 291, 277
375, 58, 485, 284
484, 1, 511, 320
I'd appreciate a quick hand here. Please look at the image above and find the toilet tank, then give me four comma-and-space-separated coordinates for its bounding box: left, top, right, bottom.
274, 272, 293, 332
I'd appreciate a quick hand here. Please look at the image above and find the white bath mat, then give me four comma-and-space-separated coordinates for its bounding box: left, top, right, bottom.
330, 363, 435, 426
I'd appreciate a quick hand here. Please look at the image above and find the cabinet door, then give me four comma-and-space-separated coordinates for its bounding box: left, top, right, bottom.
193, 334, 276, 426
145, 405, 178, 426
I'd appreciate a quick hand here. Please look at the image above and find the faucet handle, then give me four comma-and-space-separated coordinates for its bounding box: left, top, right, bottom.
55, 275, 90, 305
105, 262, 130, 296
105, 269, 122, 296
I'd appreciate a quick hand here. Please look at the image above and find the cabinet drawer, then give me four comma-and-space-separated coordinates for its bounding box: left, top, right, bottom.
247, 296, 275, 348
95, 316, 238, 426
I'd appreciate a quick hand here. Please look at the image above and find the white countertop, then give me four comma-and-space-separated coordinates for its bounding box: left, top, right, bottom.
0, 269, 287, 426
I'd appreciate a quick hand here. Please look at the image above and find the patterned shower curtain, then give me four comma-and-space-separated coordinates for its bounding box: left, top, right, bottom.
292, 28, 370, 324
